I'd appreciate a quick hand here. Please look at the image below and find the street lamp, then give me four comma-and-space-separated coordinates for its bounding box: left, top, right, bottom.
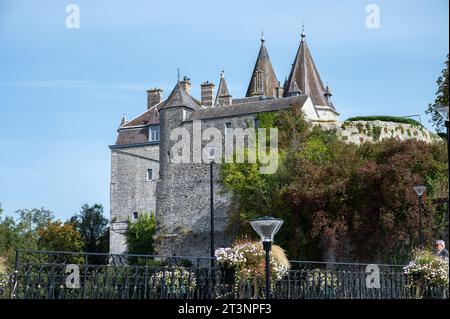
413, 185, 427, 247
250, 216, 284, 299
204, 145, 220, 268
437, 105, 449, 230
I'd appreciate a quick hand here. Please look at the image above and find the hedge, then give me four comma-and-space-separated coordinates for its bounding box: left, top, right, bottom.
345, 116, 423, 127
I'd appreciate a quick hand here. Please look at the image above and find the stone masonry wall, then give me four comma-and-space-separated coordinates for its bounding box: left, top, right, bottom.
110, 144, 159, 255
318, 120, 439, 144
155, 113, 257, 257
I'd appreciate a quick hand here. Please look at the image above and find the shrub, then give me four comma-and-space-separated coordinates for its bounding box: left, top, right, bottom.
126, 213, 156, 257
403, 249, 449, 298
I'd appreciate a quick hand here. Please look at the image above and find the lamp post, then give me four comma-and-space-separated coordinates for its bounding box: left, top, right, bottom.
437, 106, 449, 231
413, 185, 427, 247
250, 216, 284, 299
204, 145, 219, 269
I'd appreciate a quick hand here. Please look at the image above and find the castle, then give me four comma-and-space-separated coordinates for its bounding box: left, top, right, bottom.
109, 31, 435, 256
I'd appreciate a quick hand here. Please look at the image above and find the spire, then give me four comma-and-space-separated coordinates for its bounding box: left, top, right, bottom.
118, 114, 127, 131
215, 70, 232, 106
246, 35, 279, 98
283, 30, 333, 108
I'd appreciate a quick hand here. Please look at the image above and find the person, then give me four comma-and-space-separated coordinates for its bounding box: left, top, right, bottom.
435, 240, 449, 259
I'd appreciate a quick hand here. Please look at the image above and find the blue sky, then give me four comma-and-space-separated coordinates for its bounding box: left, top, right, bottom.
0, 0, 448, 220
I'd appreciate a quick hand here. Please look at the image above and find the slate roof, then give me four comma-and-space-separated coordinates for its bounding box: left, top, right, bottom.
122, 106, 159, 128
283, 34, 334, 108
187, 95, 308, 121
158, 81, 202, 111
246, 38, 279, 98
214, 72, 231, 106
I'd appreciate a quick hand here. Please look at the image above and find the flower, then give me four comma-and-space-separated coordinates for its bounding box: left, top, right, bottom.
215, 240, 290, 283
403, 249, 449, 289
151, 267, 197, 294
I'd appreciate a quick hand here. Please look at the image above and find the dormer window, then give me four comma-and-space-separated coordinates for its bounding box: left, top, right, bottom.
149, 125, 160, 142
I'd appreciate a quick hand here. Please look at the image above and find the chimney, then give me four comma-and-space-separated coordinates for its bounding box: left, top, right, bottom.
276, 81, 284, 98
180, 76, 191, 95
147, 88, 163, 109
200, 81, 215, 107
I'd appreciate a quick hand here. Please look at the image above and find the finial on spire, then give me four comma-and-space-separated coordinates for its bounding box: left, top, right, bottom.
220, 69, 225, 78
177, 67, 180, 82
261, 30, 265, 43
301, 23, 306, 39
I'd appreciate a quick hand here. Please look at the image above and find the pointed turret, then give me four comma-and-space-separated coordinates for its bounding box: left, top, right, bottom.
246, 35, 279, 98
158, 81, 201, 111
215, 70, 232, 106
283, 31, 333, 108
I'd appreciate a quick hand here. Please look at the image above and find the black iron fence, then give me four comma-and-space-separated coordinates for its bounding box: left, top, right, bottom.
0, 250, 447, 299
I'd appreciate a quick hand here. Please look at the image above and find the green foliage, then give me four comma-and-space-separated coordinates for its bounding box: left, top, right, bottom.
126, 213, 156, 258
70, 204, 109, 254
0, 204, 109, 267
346, 115, 423, 127
37, 220, 83, 252
372, 126, 382, 141
426, 55, 449, 132
221, 108, 449, 263
256, 112, 278, 128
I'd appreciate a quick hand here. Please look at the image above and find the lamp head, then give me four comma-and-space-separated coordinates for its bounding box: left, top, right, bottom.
413, 185, 427, 197
250, 216, 284, 243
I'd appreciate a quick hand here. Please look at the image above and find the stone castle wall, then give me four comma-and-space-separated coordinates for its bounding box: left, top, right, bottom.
109, 144, 159, 255
318, 120, 439, 144
154, 114, 257, 257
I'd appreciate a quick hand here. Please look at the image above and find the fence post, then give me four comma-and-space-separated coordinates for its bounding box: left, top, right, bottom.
82, 254, 88, 299
143, 257, 149, 299
10, 249, 20, 299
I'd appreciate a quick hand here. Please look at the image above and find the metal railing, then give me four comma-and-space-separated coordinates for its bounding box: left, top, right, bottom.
0, 250, 447, 299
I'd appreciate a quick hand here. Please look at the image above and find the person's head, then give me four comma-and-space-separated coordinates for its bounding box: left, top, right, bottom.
435, 240, 445, 251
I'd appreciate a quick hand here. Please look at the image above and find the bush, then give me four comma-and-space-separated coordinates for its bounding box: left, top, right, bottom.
126, 213, 156, 258
346, 115, 423, 127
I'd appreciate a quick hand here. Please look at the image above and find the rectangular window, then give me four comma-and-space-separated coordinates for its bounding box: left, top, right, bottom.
254, 118, 259, 129
149, 125, 160, 142
147, 169, 153, 181
182, 109, 187, 121
132, 212, 139, 220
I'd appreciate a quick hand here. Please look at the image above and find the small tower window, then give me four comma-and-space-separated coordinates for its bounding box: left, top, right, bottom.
182, 109, 187, 121
147, 169, 153, 181
132, 212, 139, 220
254, 119, 259, 129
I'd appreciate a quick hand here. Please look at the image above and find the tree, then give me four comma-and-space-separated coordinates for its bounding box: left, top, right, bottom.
0, 207, 49, 265
426, 54, 449, 131
37, 220, 83, 252
220, 107, 448, 263
70, 204, 109, 253
126, 213, 156, 256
